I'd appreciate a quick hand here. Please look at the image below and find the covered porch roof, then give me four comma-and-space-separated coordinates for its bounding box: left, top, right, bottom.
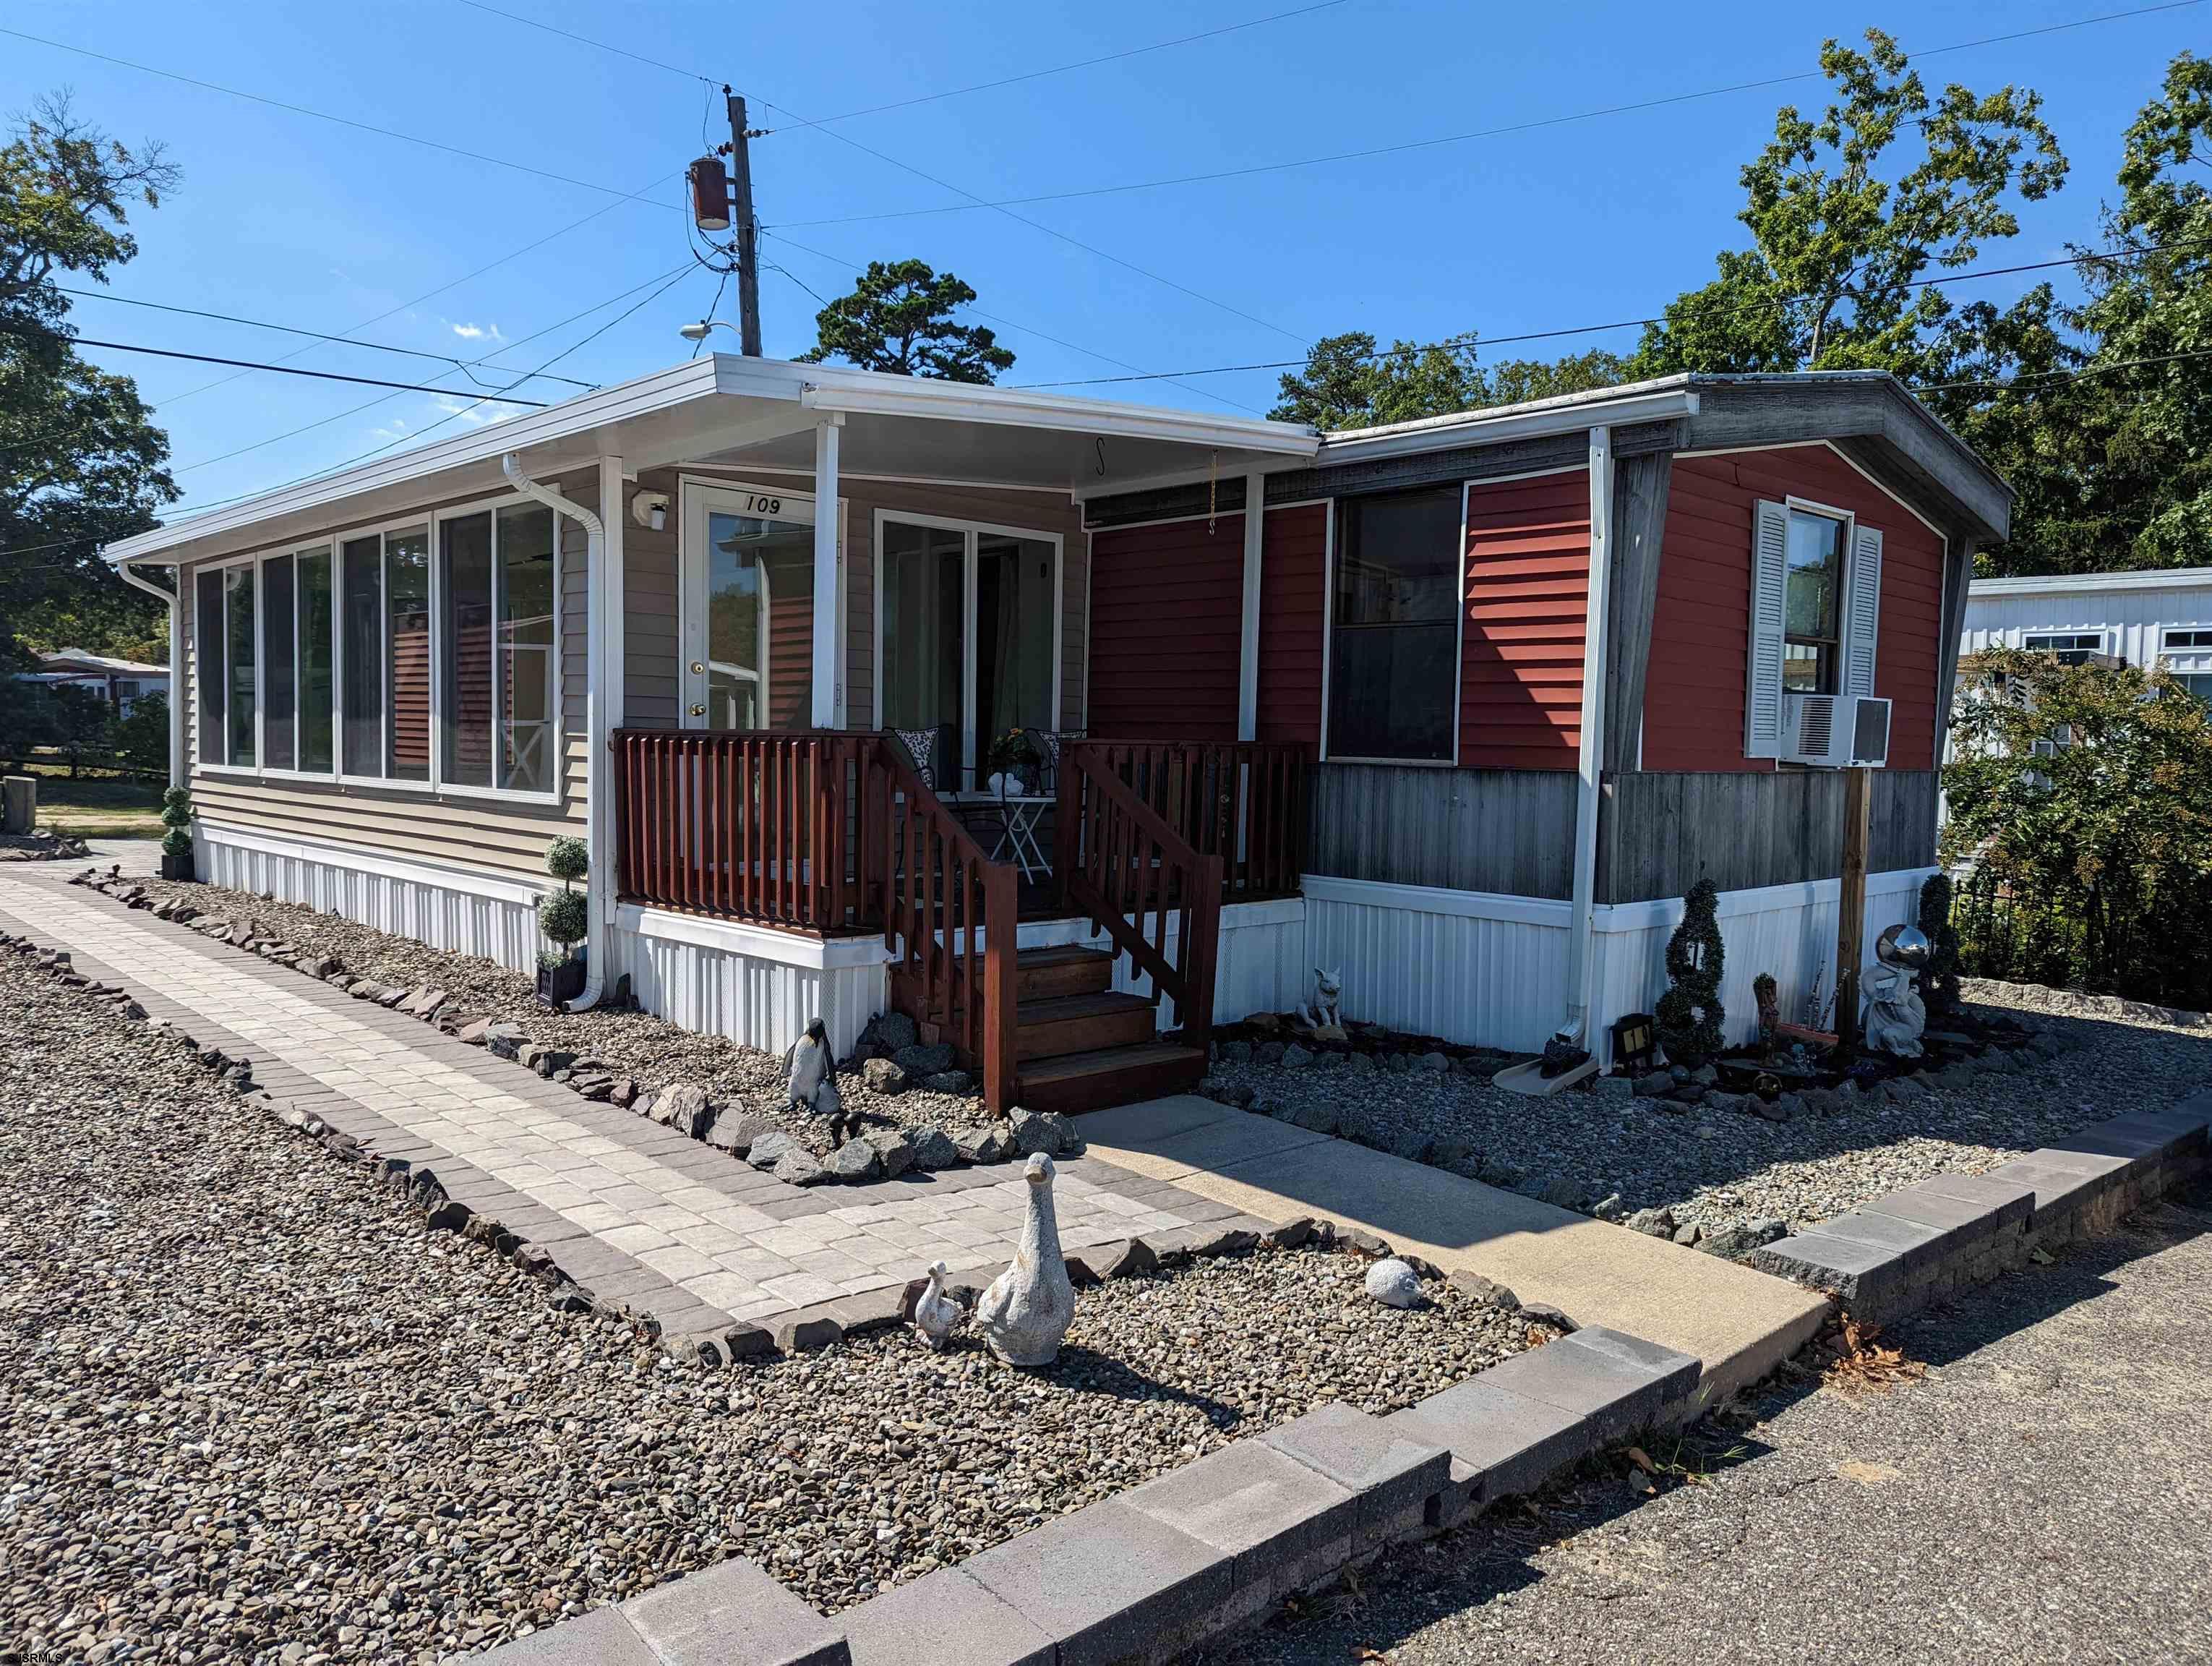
104, 355, 1319, 570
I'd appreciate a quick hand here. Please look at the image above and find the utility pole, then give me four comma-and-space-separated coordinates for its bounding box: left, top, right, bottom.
723, 87, 762, 356
1835, 764, 1872, 1060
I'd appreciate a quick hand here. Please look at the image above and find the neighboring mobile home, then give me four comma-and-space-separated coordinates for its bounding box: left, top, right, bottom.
106, 361, 2010, 1110
1960, 565, 2212, 702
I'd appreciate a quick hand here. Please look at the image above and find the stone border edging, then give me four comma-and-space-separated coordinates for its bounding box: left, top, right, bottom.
1747, 1090, 2212, 1325
64, 870, 1071, 1191
476, 1320, 1709, 1666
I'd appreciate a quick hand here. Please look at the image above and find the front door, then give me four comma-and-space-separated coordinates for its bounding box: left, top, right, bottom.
680, 479, 818, 730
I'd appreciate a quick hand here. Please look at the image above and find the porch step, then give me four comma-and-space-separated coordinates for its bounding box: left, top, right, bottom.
1014, 944, 1114, 1002
1016, 991, 1158, 1062
1017, 1041, 1209, 1117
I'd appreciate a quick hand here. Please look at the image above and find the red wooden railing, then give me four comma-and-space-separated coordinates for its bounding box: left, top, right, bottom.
874, 745, 1019, 1111
1064, 739, 1309, 902
1058, 747, 1222, 1052
612, 730, 880, 934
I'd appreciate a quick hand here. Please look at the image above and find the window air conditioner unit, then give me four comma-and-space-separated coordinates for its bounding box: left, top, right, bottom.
1780, 691, 1892, 767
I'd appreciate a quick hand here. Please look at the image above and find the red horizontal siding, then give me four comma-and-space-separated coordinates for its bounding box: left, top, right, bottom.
1459, 469, 1590, 770
1257, 502, 1326, 746
1087, 515, 1243, 740
1644, 445, 1947, 772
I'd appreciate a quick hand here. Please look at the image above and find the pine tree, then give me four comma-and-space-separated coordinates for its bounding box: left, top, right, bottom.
1656, 879, 1727, 1067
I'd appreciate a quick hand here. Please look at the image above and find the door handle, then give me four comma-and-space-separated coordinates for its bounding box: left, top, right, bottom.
689, 704, 706, 717
690, 661, 705, 674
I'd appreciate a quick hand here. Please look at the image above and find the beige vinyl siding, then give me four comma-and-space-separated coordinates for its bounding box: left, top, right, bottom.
623, 469, 682, 726
672, 465, 1088, 732
182, 471, 594, 882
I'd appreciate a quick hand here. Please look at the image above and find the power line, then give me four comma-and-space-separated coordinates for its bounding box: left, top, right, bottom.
1008, 233, 2212, 390
167, 262, 697, 478
51, 286, 595, 390
0, 27, 666, 205
777, 0, 2207, 230
0, 321, 551, 404
760, 228, 1268, 416
453, 4, 1312, 346
786, 1, 1354, 130
164, 267, 702, 519
1917, 345, 2212, 395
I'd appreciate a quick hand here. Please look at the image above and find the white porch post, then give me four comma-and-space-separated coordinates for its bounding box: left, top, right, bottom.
1238, 471, 1265, 742
811, 415, 843, 730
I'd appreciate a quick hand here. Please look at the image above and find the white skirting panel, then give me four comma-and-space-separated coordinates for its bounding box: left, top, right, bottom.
1015, 896, 1309, 1030
1589, 867, 1936, 1059
1304, 878, 1569, 1054
609, 905, 888, 1058
197, 821, 546, 972
1303, 869, 1939, 1061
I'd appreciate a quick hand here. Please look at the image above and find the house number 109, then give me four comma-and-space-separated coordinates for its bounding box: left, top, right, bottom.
742, 493, 783, 516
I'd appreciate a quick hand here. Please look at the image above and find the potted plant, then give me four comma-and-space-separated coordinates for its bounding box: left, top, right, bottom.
159, 785, 194, 881
536, 836, 590, 1007
982, 728, 1038, 795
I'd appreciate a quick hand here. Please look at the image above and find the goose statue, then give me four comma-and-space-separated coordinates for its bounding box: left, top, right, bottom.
912, 1260, 961, 1351
974, 1153, 1075, 1367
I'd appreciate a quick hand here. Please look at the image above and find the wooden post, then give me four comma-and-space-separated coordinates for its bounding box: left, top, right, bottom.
1835, 764, 1872, 1057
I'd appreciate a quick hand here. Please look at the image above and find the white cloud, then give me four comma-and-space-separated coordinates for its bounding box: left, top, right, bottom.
450, 320, 503, 342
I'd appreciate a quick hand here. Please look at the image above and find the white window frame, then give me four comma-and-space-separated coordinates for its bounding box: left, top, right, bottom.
678, 476, 820, 732
1320, 479, 1476, 769
192, 552, 264, 779
1781, 495, 1858, 698
870, 506, 1065, 791
427, 491, 566, 806
2160, 626, 2212, 652
188, 496, 562, 806
2022, 629, 2107, 660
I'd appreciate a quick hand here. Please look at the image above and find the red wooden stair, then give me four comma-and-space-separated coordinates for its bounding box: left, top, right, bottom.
1008, 946, 1206, 1113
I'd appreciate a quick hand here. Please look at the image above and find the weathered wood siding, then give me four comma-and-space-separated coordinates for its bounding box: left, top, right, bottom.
1256, 502, 1328, 747
1596, 767, 1939, 903
1459, 468, 1589, 769
1086, 512, 1243, 740
1308, 763, 1579, 898
1645, 443, 1949, 772
181, 472, 593, 881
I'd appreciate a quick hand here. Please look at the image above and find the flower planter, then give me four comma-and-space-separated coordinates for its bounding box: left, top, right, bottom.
536, 954, 587, 1008
160, 850, 194, 882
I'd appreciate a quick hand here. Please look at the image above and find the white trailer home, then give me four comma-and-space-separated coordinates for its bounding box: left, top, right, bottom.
1961, 566, 2212, 701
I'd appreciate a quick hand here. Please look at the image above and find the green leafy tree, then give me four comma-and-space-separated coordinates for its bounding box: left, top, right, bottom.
1629, 31, 2066, 378
1, 94, 179, 678
1655, 878, 1727, 1067
44, 681, 112, 777
116, 688, 168, 776
1942, 648, 2212, 1007
1269, 331, 1626, 429
796, 258, 1013, 383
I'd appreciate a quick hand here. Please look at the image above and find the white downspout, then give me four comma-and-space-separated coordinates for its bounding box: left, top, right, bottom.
503, 451, 621, 1012
115, 559, 185, 790
1561, 424, 1615, 1054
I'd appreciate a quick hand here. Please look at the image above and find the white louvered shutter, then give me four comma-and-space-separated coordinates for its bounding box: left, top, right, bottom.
1744, 499, 1789, 758
1843, 524, 1883, 697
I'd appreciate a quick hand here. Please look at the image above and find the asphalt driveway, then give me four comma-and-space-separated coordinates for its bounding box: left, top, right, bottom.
1215, 1179, 2212, 1666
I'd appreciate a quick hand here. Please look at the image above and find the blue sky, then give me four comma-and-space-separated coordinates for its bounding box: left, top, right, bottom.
5, 0, 2204, 516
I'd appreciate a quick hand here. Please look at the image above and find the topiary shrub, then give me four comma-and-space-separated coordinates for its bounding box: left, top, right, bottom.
544, 835, 589, 887
536, 838, 590, 973
158, 786, 194, 871
1655, 878, 1726, 1069
1917, 872, 1961, 1016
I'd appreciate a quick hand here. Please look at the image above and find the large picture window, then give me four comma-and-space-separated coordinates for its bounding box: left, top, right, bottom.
439, 503, 557, 793
340, 534, 384, 777
1326, 485, 1462, 762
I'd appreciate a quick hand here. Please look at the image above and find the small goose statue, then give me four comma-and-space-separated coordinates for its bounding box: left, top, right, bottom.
912, 1260, 961, 1351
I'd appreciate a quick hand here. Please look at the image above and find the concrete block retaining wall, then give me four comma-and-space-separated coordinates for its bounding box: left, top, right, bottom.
1750, 1093, 2211, 1326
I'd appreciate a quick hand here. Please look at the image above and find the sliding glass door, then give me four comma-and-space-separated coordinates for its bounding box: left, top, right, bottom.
878, 513, 1059, 788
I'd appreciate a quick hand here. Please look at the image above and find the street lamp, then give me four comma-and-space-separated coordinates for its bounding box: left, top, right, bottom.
678, 320, 740, 343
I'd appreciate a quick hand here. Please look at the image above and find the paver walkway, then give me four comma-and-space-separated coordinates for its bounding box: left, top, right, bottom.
0, 867, 1229, 1341
1081, 1095, 1831, 1400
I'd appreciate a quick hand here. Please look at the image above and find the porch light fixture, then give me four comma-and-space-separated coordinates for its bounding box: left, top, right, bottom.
631, 490, 670, 533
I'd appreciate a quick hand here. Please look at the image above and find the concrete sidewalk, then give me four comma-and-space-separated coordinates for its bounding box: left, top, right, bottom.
1082, 1096, 1830, 1400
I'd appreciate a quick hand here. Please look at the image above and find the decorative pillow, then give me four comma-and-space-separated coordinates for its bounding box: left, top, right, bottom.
893, 727, 939, 791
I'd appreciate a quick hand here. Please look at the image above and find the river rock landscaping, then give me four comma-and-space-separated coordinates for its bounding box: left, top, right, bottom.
64, 870, 1032, 1176
0, 941, 1538, 1660
1199, 994, 2209, 1253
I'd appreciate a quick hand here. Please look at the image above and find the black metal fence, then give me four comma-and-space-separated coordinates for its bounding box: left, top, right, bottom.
1951, 868, 2212, 1013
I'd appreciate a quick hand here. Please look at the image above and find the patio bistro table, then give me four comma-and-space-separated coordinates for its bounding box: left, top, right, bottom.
987, 793, 1053, 882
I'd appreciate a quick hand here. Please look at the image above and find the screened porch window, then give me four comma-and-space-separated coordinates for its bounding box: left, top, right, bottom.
878, 515, 1057, 788
1326, 484, 1460, 762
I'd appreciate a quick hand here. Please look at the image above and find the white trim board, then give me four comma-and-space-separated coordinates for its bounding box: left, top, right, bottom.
615, 903, 893, 970
197, 819, 549, 907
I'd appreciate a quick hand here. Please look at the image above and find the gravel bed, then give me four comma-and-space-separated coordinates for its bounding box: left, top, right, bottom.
124, 878, 998, 1156
1206, 999, 2210, 1242
0, 947, 1532, 1660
